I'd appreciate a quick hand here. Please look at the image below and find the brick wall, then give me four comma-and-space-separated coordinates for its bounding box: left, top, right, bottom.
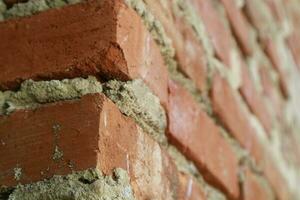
0, 0, 300, 199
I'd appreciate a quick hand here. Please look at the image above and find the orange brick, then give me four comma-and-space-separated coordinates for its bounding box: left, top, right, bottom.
0, 0, 168, 106
265, 41, 289, 97
189, 0, 233, 67
242, 168, 275, 200
178, 172, 206, 200
211, 74, 264, 164
0, 94, 178, 200
240, 65, 273, 134
220, 0, 254, 55
259, 66, 284, 120
263, 157, 291, 200
168, 79, 240, 199
143, 0, 208, 91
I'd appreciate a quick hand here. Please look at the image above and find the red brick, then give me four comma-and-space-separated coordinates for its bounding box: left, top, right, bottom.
259, 66, 284, 119
239, 64, 273, 134
178, 172, 206, 200
265, 41, 289, 97
220, 0, 254, 55
0, 94, 178, 200
244, 0, 272, 43
288, 33, 300, 69
143, 0, 208, 91
285, 0, 300, 69
265, 0, 286, 23
244, 0, 289, 97
242, 168, 274, 200
263, 157, 291, 200
189, 0, 233, 67
168, 79, 240, 199
0, 0, 168, 106
210, 74, 264, 164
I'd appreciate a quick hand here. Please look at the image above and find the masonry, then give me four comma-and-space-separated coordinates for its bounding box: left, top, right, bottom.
0, 0, 300, 199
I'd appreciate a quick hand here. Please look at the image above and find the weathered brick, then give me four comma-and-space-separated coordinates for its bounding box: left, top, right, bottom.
220, 0, 254, 55
211, 74, 264, 163
178, 172, 206, 200
265, 41, 289, 97
0, 94, 178, 200
244, 0, 289, 96
263, 157, 291, 200
240, 64, 273, 134
0, 0, 168, 106
259, 66, 284, 119
189, 0, 233, 67
143, 0, 208, 91
244, 0, 275, 43
288, 33, 300, 69
242, 168, 275, 200
168, 79, 240, 199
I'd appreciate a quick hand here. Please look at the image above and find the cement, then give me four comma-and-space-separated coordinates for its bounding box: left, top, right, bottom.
0, 0, 82, 20
4, 168, 136, 200
103, 79, 167, 144
0, 76, 102, 115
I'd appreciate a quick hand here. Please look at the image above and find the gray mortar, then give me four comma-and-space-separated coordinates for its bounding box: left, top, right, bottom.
4, 168, 136, 200
0, 0, 82, 21
0, 76, 102, 115
0, 0, 6, 20
125, 0, 175, 62
103, 79, 167, 145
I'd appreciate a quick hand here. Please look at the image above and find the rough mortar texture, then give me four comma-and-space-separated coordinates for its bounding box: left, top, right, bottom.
125, 0, 175, 61
103, 79, 167, 144
0, 76, 102, 115
4, 168, 136, 200
0, 0, 81, 20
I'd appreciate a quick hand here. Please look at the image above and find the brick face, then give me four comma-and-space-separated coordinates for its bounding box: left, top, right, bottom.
0, 94, 178, 200
211, 74, 264, 163
190, 0, 234, 67
220, 0, 254, 56
0, 0, 168, 106
0, 0, 300, 199
178, 173, 206, 200
242, 168, 275, 200
143, 0, 208, 92
168, 80, 239, 199
240, 65, 273, 134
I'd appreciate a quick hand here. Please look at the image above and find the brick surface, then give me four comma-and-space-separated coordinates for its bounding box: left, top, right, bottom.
259, 66, 284, 119
265, 41, 289, 97
178, 172, 206, 200
0, 94, 178, 200
211, 74, 264, 163
168, 79, 240, 199
263, 157, 291, 200
242, 168, 275, 200
288, 33, 300, 69
189, 0, 233, 67
240, 65, 273, 134
0, 0, 168, 106
220, 0, 254, 55
143, 0, 208, 91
